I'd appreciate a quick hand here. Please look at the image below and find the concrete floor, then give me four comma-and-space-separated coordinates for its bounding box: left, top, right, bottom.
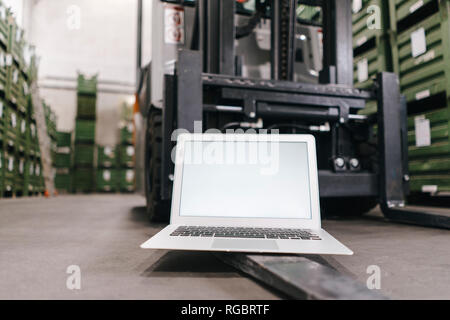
0, 194, 448, 300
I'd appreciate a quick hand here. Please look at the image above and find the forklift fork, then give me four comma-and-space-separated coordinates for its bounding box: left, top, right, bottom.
377, 72, 450, 229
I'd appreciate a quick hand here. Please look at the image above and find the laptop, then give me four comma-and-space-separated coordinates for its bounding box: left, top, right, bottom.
141, 133, 353, 255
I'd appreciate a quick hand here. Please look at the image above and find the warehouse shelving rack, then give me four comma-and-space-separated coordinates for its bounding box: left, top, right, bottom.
389, 0, 450, 195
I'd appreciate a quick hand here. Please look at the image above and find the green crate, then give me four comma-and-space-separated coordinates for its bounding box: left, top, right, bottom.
407, 107, 450, 193
75, 120, 95, 143
55, 169, 72, 192
119, 122, 133, 145
56, 131, 72, 148
410, 175, 450, 193
72, 168, 94, 193
97, 145, 116, 168
352, 0, 391, 49
23, 159, 34, 196
4, 103, 17, 144
0, 3, 9, 48
55, 152, 72, 168
6, 63, 27, 111
353, 35, 394, 89
74, 144, 94, 167
77, 74, 97, 96
396, 10, 450, 103
118, 169, 135, 192
96, 169, 118, 192
77, 94, 97, 119
0, 43, 7, 93
4, 147, 14, 180
8, 16, 25, 69
32, 160, 44, 193
118, 145, 135, 167
391, 0, 436, 25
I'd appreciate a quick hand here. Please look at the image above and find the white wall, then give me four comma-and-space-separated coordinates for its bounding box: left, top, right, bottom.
24, 0, 145, 146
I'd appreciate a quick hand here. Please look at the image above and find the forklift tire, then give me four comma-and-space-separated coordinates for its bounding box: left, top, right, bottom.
145, 108, 170, 222
321, 197, 378, 218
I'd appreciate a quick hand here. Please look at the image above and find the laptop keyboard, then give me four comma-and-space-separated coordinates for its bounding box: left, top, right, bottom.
170, 226, 322, 240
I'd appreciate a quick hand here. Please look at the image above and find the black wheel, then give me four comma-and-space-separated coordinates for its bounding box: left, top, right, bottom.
321, 197, 378, 218
145, 108, 170, 222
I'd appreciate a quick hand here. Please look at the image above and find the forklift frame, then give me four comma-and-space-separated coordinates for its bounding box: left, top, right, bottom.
137, 0, 450, 229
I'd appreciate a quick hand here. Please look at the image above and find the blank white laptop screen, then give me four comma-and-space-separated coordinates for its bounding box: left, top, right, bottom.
178, 140, 312, 220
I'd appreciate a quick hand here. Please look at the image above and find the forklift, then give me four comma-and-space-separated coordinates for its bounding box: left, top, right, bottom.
135, 0, 449, 229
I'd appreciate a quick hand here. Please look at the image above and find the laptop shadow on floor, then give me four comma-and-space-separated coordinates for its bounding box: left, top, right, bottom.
141, 251, 241, 278
129, 206, 168, 228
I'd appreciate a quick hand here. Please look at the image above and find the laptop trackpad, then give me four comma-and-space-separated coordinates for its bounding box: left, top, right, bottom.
212, 239, 279, 251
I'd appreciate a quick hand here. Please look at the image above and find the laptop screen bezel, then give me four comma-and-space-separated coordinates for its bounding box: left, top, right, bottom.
170, 134, 322, 230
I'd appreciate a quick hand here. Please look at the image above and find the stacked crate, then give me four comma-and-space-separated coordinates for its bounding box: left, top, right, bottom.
353, 0, 394, 115
0, 2, 51, 198
118, 104, 135, 193
55, 131, 72, 193
390, 0, 450, 195
73, 74, 97, 193
96, 145, 118, 192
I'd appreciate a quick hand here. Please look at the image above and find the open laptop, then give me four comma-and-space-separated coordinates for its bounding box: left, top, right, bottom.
141, 133, 353, 255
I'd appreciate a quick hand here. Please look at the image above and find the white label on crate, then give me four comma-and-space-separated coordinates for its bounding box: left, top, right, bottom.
411, 28, 427, 58
0, 52, 4, 67
5, 54, 12, 66
127, 123, 133, 133
0, 101, 3, 118
103, 170, 111, 182
8, 157, 13, 172
31, 124, 36, 137
356, 36, 367, 47
415, 50, 435, 65
415, 89, 430, 100
11, 112, 17, 128
414, 116, 431, 147
164, 4, 185, 45
0, 7, 5, 19
126, 146, 135, 157
410, 0, 424, 13
0, 154, 2, 169
16, 28, 21, 42
13, 69, 19, 83
352, 0, 363, 13
422, 185, 438, 194
104, 147, 112, 156
126, 170, 135, 182
19, 159, 24, 174
21, 120, 26, 133
36, 165, 40, 176
357, 58, 369, 83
